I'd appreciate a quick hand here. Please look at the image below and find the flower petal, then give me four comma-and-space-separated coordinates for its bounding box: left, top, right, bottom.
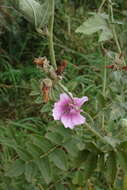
61, 113, 75, 129
60, 93, 71, 102
52, 94, 71, 120
71, 113, 85, 126
52, 102, 65, 120
74, 96, 88, 107
61, 112, 85, 129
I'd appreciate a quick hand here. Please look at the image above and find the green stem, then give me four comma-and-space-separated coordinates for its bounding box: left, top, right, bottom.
85, 122, 105, 143
109, 0, 121, 54
109, 0, 126, 66
83, 111, 94, 127
58, 82, 73, 99
102, 52, 107, 129
48, 0, 57, 70
84, 122, 117, 152
98, 0, 107, 13
102, 57, 107, 96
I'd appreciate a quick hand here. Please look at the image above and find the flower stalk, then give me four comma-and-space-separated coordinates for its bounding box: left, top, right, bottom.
84, 122, 105, 142
48, 0, 57, 70
84, 122, 117, 152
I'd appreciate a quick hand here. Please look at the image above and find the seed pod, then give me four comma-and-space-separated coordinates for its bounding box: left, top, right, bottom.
56, 60, 68, 75
49, 67, 58, 80
34, 57, 50, 73
40, 78, 53, 103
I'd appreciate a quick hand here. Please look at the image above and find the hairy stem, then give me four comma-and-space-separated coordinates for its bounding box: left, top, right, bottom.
48, 0, 57, 70
102, 57, 107, 96
58, 82, 73, 99
98, 0, 107, 12
109, 0, 121, 54
85, 122, 105, 142
84, 122, 117, 152
102, 56, 107, 129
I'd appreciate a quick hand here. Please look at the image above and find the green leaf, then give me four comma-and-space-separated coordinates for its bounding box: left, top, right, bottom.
76, 13, 113, 42
76, 14, 105, 35
110, 104, 125, 121
45, 132, 63, 145
38, 0, 52, 29
117, 151, 127, 174
47, 123, 71, 141
86, 142, 101, 154
29, 90, 40, 96
34, 96, 42, 104
26, 143, 42, 159
17, 0, 52, 28
55, 184, 65, 190
35, 157, 52, 184
25, 162, 38, 182
119, 141, 127, 152
104, 136, 120, 149
99, 28, 113, 42
0, 138, 17, 149
84, 153, 97, 181
18, 0, 40, 25
6, 159, 25, 177
106, 151, 117, 185
40, 102, 51, 113
74, 150, 90, 167
16, 148, 32, 162
72, 170, 84, 185
49, 149, 68, 171
110, 71, 122, 83
97, 153, 105, 171
31, 135, 54, 153
63, 139, 79, 157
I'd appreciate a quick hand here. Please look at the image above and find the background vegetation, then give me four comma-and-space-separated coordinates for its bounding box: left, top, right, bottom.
0, 0, 127, 190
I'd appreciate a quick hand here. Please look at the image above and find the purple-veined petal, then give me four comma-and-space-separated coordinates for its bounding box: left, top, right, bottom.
71, 113, 85, 126
74, 96, 88, 107
61, 112, 85, 129
61, 113, 75, 129
60, 93, 71, 102
52, 103, 63, 120
52, 93, 88, 128
52, 95, 70, 120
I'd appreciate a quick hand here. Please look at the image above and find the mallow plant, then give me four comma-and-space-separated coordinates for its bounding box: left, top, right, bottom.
1, 0, 127, 190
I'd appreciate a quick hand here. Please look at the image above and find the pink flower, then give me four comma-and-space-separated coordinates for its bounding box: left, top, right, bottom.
52, 93, 88, 129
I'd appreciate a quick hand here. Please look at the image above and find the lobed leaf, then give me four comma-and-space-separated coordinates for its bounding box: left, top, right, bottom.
15, 0, 52, 28
6, 159, 25, 177
35, 157, 52, 184
76, 13, 113, 42
106, 151, 117, 185
83, 153, 97, 181
25, 161, 38, 182
49, 149, 68, 171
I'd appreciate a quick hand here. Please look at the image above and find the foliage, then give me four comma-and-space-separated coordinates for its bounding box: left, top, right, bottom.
76, 13, 113, 42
